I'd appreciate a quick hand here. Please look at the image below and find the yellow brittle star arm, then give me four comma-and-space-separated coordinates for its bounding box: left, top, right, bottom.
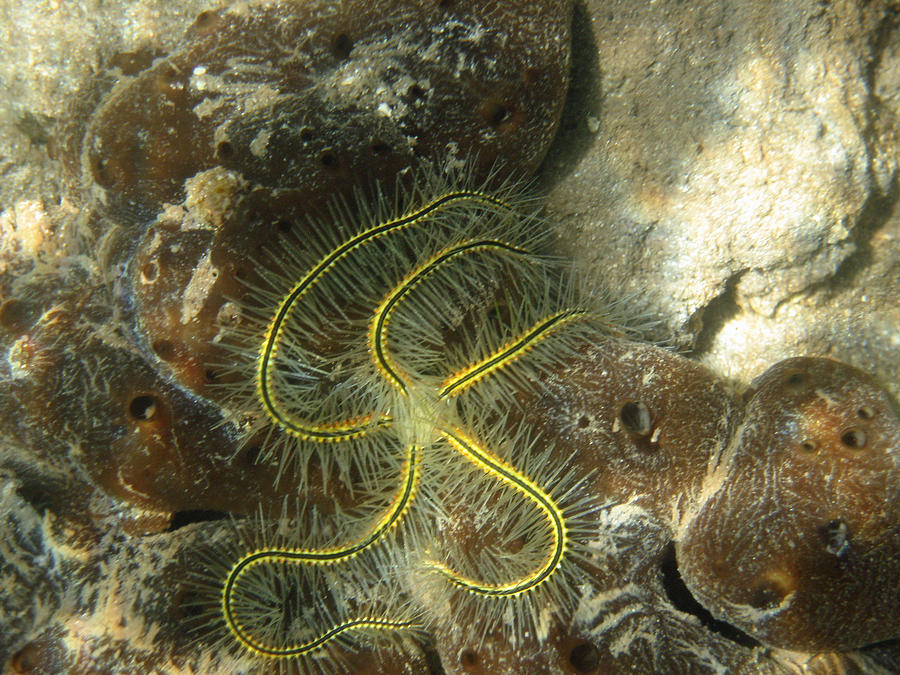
431, 428, 566, 596
222, 443, 421, 655
258, 190, 513, 438
439, 308, 588, 399
369, 239, 530, 394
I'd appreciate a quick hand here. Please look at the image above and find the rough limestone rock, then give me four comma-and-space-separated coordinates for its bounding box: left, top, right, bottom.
545, 0, 900, 398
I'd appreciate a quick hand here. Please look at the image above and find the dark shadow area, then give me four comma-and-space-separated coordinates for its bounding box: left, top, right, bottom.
4, 459, 92, 522
660, 543, 760, 649
815, 6, 900, 296
863, 7, 900, 90
12, 475, 58, 516
820, 172, 899, 295
538, 0, 602, 189
859, 637, 900, 670
689, 271, 743, 357
166, 509, 229, 532
423, 640, 448, 675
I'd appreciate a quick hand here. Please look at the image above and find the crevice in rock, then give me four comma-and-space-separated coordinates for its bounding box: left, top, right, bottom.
688, 271, 743, 358
826, 6, 900, 295
863, 5, 900, 91
660, 543, 760, 649
818, 172, 899, 296
166, 509, 229, 532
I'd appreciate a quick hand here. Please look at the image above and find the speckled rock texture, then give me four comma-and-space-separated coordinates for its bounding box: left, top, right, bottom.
544, 0, 900, 398
1, 1, 899, 675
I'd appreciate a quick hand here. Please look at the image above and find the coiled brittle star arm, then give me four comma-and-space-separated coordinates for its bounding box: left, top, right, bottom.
431, 427, 566, 596
258, 191, 515, 438
222, 443, 422, 655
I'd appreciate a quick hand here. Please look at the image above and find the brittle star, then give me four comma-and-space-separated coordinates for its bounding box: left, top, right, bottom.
219, 186, 593, 661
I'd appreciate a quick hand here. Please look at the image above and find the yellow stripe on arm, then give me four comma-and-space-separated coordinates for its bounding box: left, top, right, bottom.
369, 239, 530, 394
222, 444, 421, 656
430, 428, 566, 597
256, 191, 513, 437
257, 286, 386, 441
231, 616, 421, 659
439, 308, 588, 399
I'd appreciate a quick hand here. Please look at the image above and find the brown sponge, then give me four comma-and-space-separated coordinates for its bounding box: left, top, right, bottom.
678, 357, 900, 651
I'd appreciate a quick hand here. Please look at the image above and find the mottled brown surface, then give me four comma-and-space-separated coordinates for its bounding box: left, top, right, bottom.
678, 358, 900, 651
517, 338, 741, 521
82, 0, 571, 228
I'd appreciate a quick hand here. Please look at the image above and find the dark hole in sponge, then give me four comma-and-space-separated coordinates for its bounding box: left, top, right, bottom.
840, 428, 867, 449
569, 641, 600, 673
318, 150, 339, 168
620, 401, 652, 436
331, 32, 354, 59
783, 369, 809, 392
129, 394, 159, 421
140, 260, 159, 283
480, 99, 513, 128
216, 140, 234, 159
407, 83, 427, 100
819, 518, 851, 557
749, 584, 784, 610
460, 649, 479, 668
151, 339, 175, 360
194, 10, 218, 31
857, 405, 876, 420
660, 543, 759, 648
423, 642, 445, 675
799, 439, 818, 453
241, 445, 262, 467
93, 156, 111, 186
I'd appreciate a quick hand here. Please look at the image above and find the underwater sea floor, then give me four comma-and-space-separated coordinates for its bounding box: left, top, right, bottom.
1, 1, 899, 674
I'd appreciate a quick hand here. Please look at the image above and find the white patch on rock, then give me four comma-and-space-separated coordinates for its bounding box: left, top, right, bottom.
180, 251, 218, 324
